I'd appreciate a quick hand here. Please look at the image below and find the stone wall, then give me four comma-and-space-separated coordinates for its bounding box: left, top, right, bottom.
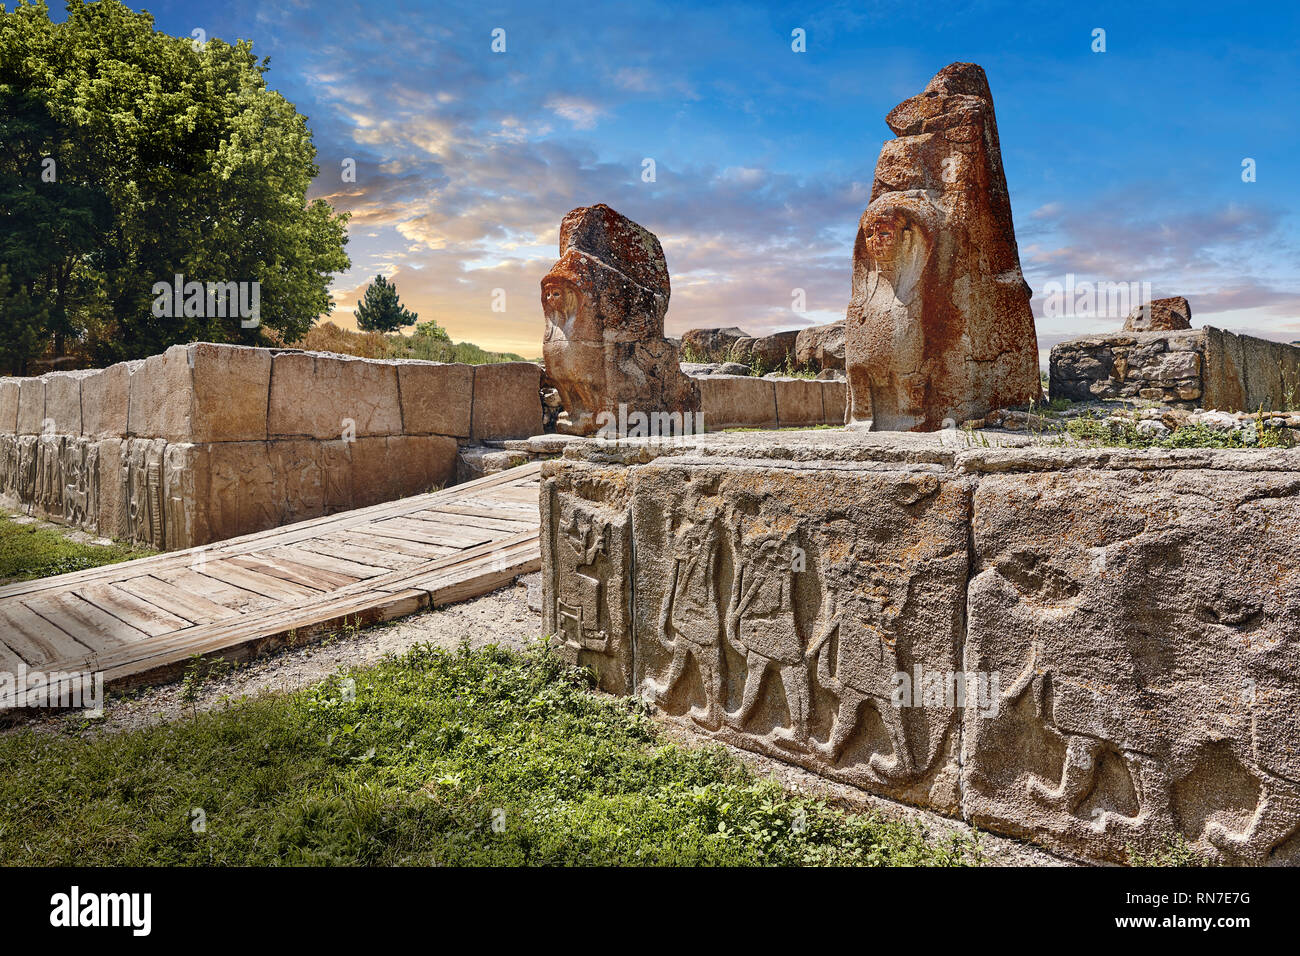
696, 375, 846, 428
1050, 326, 1300, 410
0, 343, 543, 549
541, 431, 1300, 865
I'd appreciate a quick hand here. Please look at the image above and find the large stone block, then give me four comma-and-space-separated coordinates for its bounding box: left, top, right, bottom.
821, 380, 848, 425
541, 462, 635, 694
697, 375, 776, 429
396, 361, 474, 437
963, 466, 1300, 865
269, 351, 402, 440
0, 379, 20, 435
128, 346, 193, 440
470, 362, 543, 441
96, 438, 129, 540
628, 457, 971, 811
43, 370, 93, 436
16, 377, 45, 435
189, 343, 271, 442
794, 321, 846, 371
81, 362, 135, 438
773, 378, 824, 426
205, 441, 279, 543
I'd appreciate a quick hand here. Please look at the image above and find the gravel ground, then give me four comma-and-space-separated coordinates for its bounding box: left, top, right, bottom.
3, 571, 1074, 867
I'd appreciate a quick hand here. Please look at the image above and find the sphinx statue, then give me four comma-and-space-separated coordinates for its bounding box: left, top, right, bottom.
845, 62, 1041, 430
541, 204, 699, 436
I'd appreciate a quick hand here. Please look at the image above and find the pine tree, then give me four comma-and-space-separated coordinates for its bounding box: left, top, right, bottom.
354, 275, 417, 333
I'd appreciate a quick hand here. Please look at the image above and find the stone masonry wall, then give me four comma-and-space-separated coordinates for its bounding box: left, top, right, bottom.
0, 343, 544, 550
1050, 326, 1300, 411
541, 432, 1300, 865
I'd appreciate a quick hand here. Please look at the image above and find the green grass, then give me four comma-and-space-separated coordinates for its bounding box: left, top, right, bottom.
0, 514, 153, 584
0, 643, 981, 866
1058, 416, 1291, 449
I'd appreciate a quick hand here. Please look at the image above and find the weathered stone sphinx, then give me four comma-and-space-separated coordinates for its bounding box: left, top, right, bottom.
845, 62, 1040, 430
541, 204, 699, 435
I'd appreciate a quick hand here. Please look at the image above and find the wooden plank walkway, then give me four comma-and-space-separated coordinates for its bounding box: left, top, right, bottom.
0, 463, 542, 698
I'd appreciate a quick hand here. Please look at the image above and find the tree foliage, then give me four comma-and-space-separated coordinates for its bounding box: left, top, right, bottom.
0, 0, 350, 372
354, 274, 417, 333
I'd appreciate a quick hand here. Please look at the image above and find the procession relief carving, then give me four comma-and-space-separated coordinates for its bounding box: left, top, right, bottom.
638, 496, 957, 788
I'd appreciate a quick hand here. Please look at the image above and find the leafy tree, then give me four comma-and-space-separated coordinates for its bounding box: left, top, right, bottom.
413, 319, 450, 343
354, 275, 417, 333
0, 0, 350, 369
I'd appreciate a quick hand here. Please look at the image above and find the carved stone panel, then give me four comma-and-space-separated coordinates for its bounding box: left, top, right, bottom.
541, 464, 633, 694
964, 468, 1300, 865
631, 461, 972, 811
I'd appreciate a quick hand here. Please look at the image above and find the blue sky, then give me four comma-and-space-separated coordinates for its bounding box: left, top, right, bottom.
94, 0, 1300, 358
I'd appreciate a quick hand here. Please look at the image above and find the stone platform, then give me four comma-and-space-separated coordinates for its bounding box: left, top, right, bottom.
541, 428, 1300, 865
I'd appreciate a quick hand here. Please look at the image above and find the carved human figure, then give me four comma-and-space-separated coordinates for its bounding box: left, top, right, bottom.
556, 512, 611, 654
725, 526, 808, 745
805, 561, 917, 779
643, 511, 725, 728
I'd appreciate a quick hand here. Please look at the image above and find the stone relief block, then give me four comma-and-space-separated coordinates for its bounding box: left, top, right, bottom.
396, 362, 474, 437
269, 352, 402, 440
125, 438, 169, 549
631, 460, 971, 811
964, 468, 1300, 865
16, 377, 46, 435
540, 464, 634, 694
470, 362, 543, 441
189, 343, 272, 442
95, 438, 129, 540
205, 441, 279, 543
81, 362, 134, 438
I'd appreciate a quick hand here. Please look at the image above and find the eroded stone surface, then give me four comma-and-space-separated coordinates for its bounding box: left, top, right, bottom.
845, 62, 1040, 430
794, 321, 846, 371
470, 362, 544, 441
1124, 295, 1192, 332
541, 204, 698, 435
541, 432, 1300, 864
964, 467, 1300, 865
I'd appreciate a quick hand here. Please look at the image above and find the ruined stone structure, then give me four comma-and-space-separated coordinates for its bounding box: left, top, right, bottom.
542, 430, 1300, 865
1051, 326, 1300, 410
1124, 295, 1192, 332
845, 62, 1040, 430
541, 204, 699, 435
0, 344, 544, 549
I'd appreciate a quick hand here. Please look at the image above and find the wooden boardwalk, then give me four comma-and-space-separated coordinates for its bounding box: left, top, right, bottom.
0, 463, 542, 698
